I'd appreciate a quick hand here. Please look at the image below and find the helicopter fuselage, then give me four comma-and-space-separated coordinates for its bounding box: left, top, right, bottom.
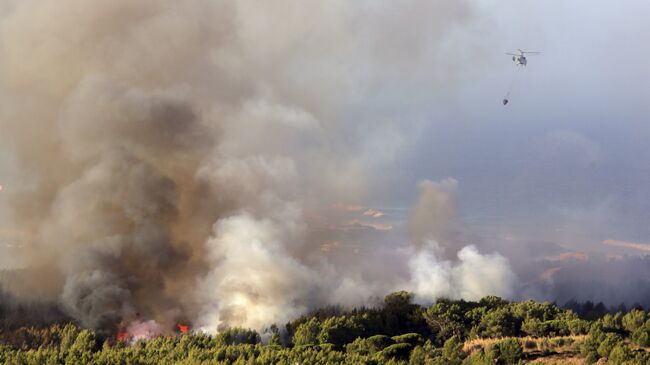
512, 55, 527, 66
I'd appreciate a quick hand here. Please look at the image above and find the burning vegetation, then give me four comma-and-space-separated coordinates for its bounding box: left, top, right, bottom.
114, 321, 189, 344
177, 324, 189, 334
0, 294, 648, 364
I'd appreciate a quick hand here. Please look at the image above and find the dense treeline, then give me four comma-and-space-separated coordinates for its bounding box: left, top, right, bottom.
0, 288, 70, 331
0, 292, 648, 364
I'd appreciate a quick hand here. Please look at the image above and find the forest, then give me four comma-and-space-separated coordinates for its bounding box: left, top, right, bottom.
1, 292, 649, 364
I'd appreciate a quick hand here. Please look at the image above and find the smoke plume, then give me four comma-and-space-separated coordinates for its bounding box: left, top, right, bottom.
406, 179, 516, 304
0, 0, 516, 333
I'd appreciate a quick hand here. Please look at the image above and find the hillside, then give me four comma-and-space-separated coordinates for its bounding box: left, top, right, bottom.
1, 292, 648, 364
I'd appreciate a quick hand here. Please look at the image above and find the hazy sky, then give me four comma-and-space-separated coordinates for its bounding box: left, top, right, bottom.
374, 0, 650, 253
1, 0, 649, 266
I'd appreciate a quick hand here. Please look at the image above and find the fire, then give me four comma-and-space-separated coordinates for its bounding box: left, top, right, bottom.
116, 331, 129, 342
115, 319, 166, 344
603, 239, 650, 253
542, 251, 589, 262
319, 241, 340, 252
362, 208, 384, 218
115, 322, 188, 343
540, 267, 561, 282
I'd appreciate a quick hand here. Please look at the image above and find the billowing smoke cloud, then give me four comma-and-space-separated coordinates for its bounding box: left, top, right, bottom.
195, 214, 317, 332
408, 179, 459, 257
406, 179, 516, 304
409, 245, 515, 302
0, 0, 517, 334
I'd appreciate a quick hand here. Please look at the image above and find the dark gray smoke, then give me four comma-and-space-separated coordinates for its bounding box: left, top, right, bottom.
0, 0, 514, 333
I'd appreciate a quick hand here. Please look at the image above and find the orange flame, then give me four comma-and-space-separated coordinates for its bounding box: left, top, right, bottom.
177, 324, 189, 333
116, 331, 129, 342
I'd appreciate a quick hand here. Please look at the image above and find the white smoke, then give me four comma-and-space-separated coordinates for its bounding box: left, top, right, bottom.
406, 179, 516, 304
195, 213, 316, 332
125, 320, 165, 342
409, 243, 516, 303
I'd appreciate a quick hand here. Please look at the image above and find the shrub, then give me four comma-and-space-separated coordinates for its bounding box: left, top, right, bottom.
442, 335, 463, 365
523, 339, 537, 350
474, 308, 517, 338
581, 322, 607, 363
544, 319, 570, 336
521, 318, 545, 337
216, 328, 261, 345
318, 316, 363, 348
567, 319, 590, 335
346, 335, 394, 355
496, 338, 523, 365
367, 334, 393, 347
538, 337, 551, 354
596, 333, 622, 359
622, 309, 647, 332
607, 344, 631, 365
381, 343, 413, 360
292, 318, 320, 346
367, 334, 394, 352
462, 349, 494, 365
392, 333, 423, 346
550, 337, 565, 347
631, 325, 650, 347
409, 345, 425, 365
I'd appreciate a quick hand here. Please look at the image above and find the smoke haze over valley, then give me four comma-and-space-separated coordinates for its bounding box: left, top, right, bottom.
0, 0, 649, 336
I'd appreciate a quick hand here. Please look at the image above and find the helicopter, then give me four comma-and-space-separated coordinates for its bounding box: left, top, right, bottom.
505, 49, 541, 66
502, 49, 542, 106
